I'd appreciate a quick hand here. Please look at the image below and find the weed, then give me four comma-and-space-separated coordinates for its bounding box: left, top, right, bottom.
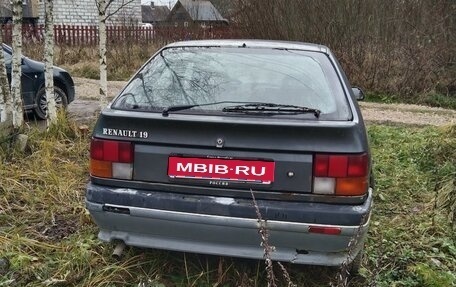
250, 191, 297, 287
331, 212, 369, 287
250, 190, 277, 287
409, 263, 455, 287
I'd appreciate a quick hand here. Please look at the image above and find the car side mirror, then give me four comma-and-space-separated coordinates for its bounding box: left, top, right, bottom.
352, 87, 365, 101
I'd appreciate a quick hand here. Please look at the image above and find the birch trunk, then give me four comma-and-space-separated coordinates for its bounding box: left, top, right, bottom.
0, 32, 12, 126
97, 0, 134, 109
45, 0, 57, 125
11, 0, 23, 128
98, 0, 108, 108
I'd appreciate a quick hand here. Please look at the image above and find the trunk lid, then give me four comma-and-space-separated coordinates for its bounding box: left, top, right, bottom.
92, 109, 368, 195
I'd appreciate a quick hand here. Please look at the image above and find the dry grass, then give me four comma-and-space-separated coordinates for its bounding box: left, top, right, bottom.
0, 118, 455, 286
22, 43, 160, 82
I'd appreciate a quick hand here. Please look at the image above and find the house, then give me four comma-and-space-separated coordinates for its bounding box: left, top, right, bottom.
37, 0, 141, 26
142, 1, 170, 26
166, 0, 228, 28
0, 0, 39, 25
210, 0, 235, 22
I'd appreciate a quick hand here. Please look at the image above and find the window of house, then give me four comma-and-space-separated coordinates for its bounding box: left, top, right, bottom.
184, 22, 189, 28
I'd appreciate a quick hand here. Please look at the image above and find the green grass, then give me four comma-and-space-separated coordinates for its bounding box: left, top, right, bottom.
0, 120, 455, 286
365, 125, 455, 286
365, 92, 456, 110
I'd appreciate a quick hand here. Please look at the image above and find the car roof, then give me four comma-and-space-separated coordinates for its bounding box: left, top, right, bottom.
164, 39, 329, 53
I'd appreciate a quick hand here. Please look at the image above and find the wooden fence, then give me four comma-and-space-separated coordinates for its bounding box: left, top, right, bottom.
1, 24, 241, 46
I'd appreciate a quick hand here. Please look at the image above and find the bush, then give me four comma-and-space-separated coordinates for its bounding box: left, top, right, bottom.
236, 0, 456, 102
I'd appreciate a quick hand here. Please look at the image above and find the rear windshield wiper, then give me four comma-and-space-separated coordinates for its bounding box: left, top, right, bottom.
222, 103, 321, 118
162, 101, 268, 117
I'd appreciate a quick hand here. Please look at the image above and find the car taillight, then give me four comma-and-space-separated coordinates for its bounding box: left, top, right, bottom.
313, 153, 368, 196
309, 225, 342, 235
90, 138, 134, 180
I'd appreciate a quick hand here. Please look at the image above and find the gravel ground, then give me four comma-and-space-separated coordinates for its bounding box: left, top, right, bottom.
69, 77, 456, 126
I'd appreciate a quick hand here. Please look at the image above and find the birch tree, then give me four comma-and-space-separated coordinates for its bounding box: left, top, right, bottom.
98, 0, 108, 108
11, 0, 23, 128
0, 32, 12, 127
96, 0, 134, 109
44, 0, 57, 124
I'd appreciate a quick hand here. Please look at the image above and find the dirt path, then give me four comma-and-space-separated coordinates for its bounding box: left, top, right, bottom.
359, 102, 455, 126
69, 77, 456, 126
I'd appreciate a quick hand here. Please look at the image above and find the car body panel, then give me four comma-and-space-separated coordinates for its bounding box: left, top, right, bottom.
93, 112, 368, 197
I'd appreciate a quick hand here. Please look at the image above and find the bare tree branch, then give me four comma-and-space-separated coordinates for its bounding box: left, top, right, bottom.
106, 0, 135, 20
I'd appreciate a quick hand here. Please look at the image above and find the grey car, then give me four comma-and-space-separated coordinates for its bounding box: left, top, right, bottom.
86, 40, 373, 274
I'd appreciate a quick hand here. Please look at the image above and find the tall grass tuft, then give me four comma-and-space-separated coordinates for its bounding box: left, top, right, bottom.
21, 42, 160, 81
57, 43, 160, 81
424, 125, 456, 232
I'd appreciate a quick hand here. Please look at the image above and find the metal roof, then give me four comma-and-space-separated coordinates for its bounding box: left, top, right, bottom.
0, 0, 38, 19
141, 5, 170, 23
179, 0, 227, 22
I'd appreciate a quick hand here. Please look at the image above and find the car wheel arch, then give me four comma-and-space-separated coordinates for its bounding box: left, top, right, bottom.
37, 77, 69, 97
33, 85, 68, 120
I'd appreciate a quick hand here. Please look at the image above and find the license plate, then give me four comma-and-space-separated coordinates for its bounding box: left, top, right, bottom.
168, 156, 275, 184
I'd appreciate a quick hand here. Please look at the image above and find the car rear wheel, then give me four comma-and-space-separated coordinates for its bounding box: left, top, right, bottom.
348, 245, 364, 276
34, 86, 68, 120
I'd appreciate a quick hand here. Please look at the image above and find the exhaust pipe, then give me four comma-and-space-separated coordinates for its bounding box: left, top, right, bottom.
112, 242, 126, 260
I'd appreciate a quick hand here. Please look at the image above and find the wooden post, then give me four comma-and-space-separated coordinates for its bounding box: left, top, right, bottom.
76, 25, 80, 45
89, 26, 93, 45
71, 25, 76, 46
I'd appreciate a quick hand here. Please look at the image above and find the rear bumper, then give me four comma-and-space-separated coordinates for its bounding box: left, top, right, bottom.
86, 183, 372, 266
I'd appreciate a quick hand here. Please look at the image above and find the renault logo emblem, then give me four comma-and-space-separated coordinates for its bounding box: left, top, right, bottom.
216, 138, 224, 148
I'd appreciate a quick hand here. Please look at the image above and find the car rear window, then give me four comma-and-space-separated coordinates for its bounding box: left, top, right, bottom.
112, 47, 351, 120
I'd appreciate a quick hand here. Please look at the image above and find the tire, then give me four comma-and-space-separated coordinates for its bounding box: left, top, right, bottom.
348, 246, 364, 276
34, 86, 68, 120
